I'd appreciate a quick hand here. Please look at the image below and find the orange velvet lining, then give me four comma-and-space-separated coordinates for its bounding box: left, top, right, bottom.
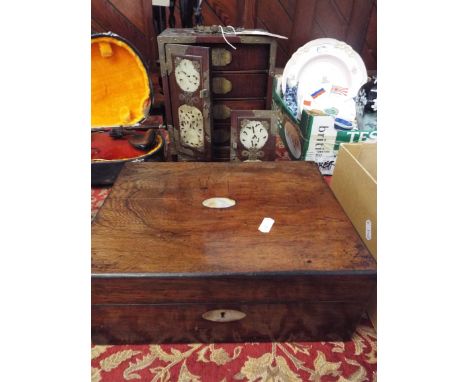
91, 37, 150, 128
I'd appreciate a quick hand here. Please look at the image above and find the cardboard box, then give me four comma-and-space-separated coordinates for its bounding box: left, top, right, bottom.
331, 142, 377, 329
273, 75, 377, 175
300, 110, 377, 175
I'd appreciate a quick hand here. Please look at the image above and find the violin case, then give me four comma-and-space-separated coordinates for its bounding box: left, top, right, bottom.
91, 33, 165, 186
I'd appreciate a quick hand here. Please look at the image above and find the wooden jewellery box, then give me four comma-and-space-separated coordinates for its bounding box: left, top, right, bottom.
91, 161, 376, 344
91, 33, 164, 186
157, 27, 277, 162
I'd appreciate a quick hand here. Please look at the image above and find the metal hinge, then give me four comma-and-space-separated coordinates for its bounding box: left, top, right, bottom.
199, 88, 209, 99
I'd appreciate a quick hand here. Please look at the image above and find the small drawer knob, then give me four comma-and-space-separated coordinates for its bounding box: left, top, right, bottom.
212, 48, 232, 67
202, 309, 246, 322
212, 77, 232, 95
212, 104, 231, 120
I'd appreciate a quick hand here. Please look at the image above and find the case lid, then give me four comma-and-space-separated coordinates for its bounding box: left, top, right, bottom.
92, 162, 376, 305
91, 33, 152, 128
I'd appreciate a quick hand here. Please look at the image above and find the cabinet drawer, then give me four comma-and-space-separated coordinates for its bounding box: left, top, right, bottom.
212, 99, 266, 122
206, 44, 270, 71
211, 73, 268, 99
92, 302, 364, 344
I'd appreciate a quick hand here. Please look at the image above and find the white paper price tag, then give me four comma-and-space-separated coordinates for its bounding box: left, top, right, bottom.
258, 217, 275, 233
366, 219, 372, 240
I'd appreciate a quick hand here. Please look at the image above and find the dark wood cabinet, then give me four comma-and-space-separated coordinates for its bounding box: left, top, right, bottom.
157, 28, 277, 161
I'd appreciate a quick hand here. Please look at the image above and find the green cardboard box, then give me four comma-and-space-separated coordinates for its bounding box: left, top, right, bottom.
273, 75, 377, 175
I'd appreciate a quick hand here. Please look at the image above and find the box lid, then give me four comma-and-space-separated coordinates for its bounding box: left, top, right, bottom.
91, 33, 152, 129
92, 162, 376, 304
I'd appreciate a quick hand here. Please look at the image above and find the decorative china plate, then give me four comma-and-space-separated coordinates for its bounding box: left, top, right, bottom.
282, 38, 338, 95
282, 38, 367, 120
283, 121, 302, 159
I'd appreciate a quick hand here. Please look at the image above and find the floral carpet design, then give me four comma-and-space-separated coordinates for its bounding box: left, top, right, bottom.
91, 323, 376, 382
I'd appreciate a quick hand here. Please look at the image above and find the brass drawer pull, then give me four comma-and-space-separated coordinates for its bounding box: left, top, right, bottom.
212, 128, 230, 144
212, 77, 232, 95
212, 104, 231, 120
202, 309, 246, 322
212, 48, 232, 67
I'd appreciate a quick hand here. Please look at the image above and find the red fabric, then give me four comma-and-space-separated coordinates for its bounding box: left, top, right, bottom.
92, 334, 376, 381
91, 115, 165, 161
91, 130, 155, 160
91, 184, 376, 382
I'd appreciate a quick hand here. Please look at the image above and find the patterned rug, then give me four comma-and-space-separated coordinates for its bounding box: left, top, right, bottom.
91, 185, 376, 382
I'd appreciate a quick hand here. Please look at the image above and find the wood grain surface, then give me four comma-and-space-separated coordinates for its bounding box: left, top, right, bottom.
92, 162, 376, 275
92, 162, 376, 344
92, 273, 376, 305
164, 0, 377, 70
92, 301, 363, 344
91, 0, 156, 71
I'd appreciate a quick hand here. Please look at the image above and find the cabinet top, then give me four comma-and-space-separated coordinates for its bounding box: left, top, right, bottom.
157, 28, 276, 45
92, 162, 376, 276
